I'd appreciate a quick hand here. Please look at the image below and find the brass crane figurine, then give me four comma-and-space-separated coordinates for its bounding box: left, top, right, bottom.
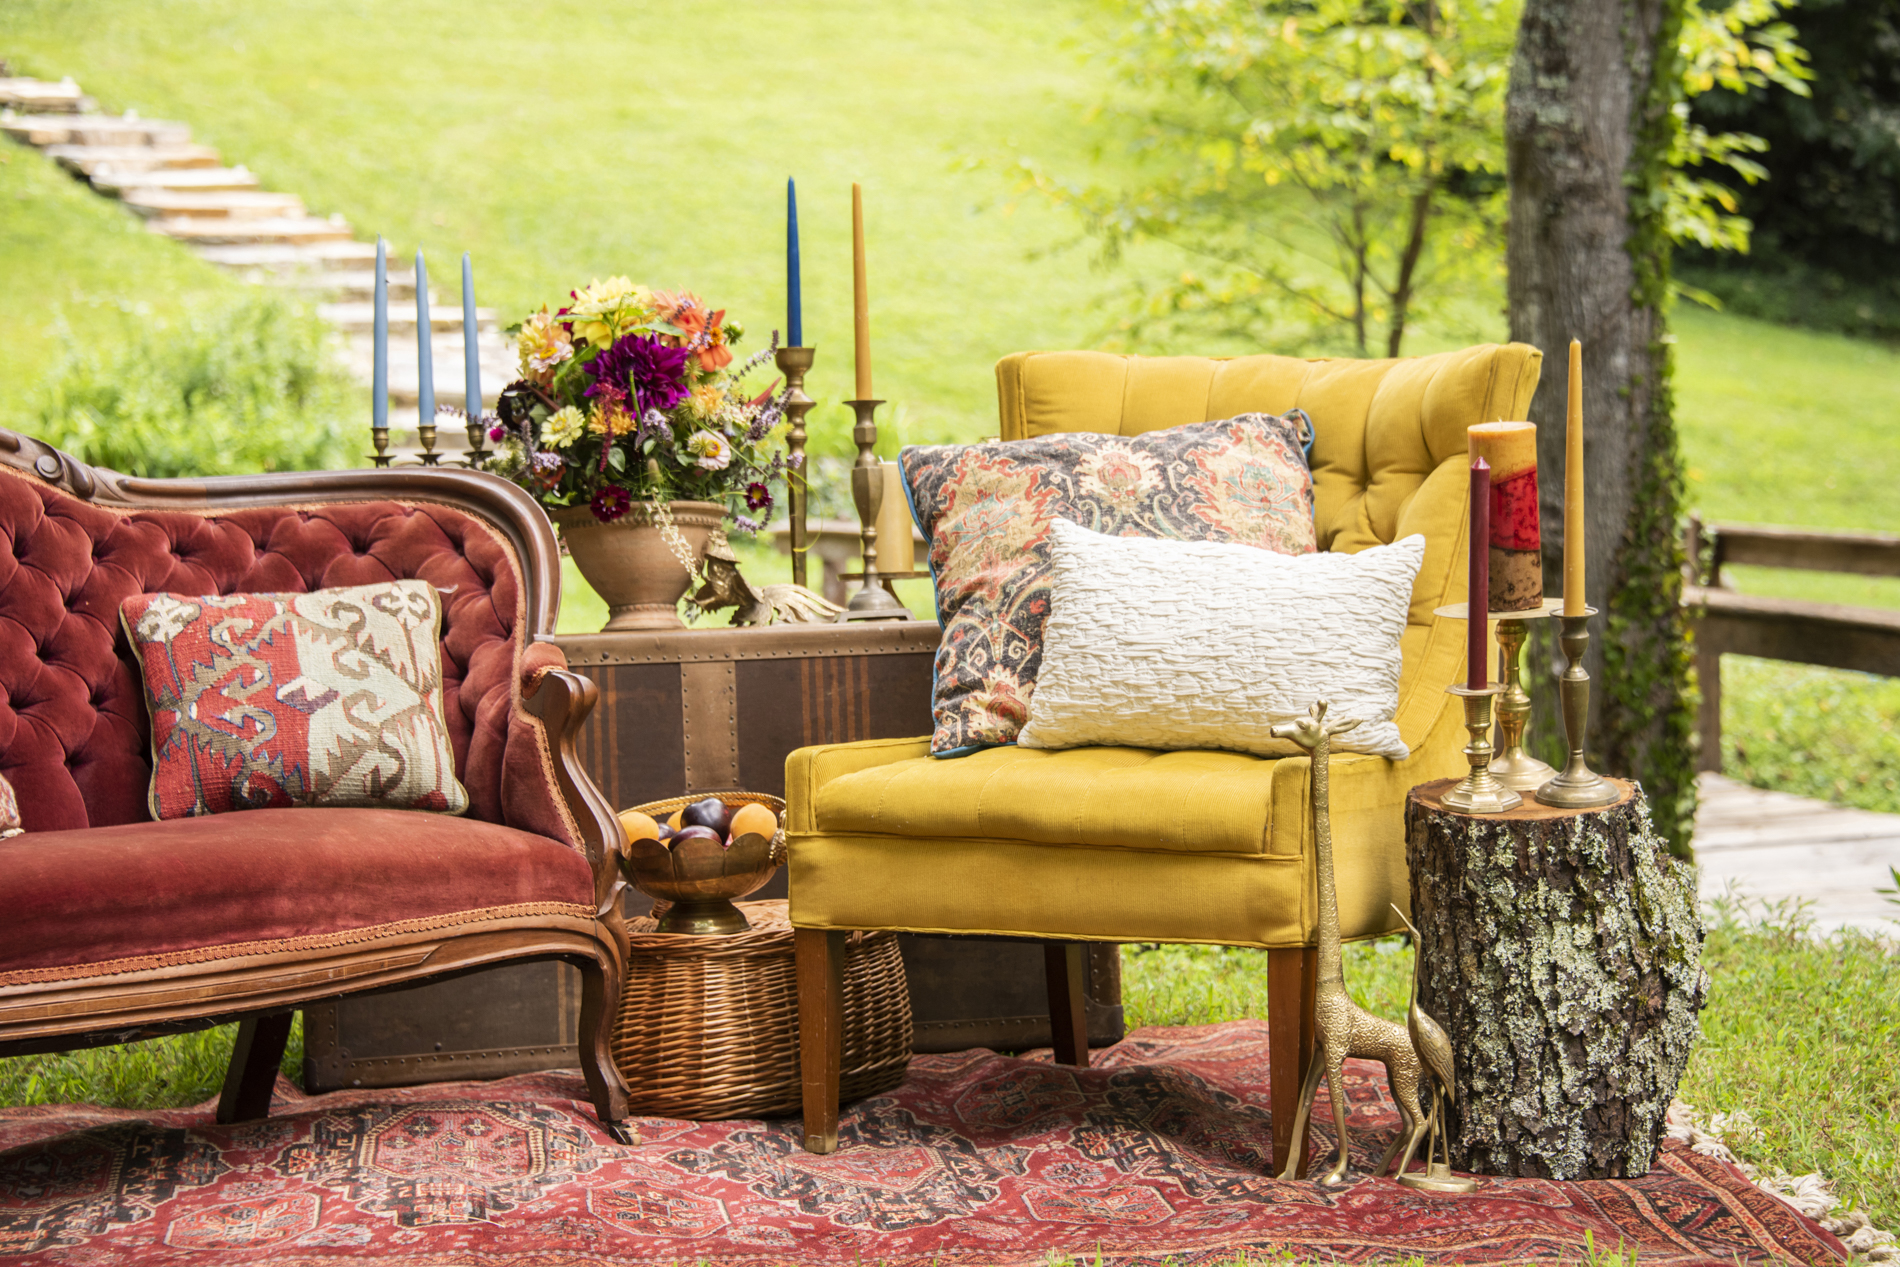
1272, 700, 1427, 1185
1390, 903, 1478, 1193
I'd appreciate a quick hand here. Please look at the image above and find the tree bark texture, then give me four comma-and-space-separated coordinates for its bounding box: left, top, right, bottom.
1405, 778, 1706, 1179
1506, 0, 1698, 852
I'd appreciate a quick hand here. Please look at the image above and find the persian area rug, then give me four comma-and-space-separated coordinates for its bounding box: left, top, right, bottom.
0, 1022, 1843, 1266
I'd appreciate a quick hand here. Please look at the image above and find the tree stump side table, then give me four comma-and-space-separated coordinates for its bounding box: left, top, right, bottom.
1405, 778, 1707, 1180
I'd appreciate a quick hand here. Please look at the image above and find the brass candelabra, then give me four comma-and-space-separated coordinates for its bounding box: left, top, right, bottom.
1441, 684, 1520, 814
837, 399, 910, 621
774, 346, 816, 590
1535, 606, 1620, 808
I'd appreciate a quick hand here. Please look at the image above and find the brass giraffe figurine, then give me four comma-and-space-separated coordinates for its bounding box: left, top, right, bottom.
1272, 701, 1427, 1185
1390, 903, 1477, 1192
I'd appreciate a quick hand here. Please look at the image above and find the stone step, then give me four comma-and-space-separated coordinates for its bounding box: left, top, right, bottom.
121, 188, 305, 220
0, 78, 90, 114
1, 113, 192, 147
319, 300, 498, 335
44, 143, 223, 175
91, 166, 260, 194
274, 268, 419, 302
338, 332, 515, 370
194, 240, 381, 272
150, 215, 354, 245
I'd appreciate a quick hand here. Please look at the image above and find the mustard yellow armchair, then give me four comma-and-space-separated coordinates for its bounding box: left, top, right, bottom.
789, 344, 1543, 1170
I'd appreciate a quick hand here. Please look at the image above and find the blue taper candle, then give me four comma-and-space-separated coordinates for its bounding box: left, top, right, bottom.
372, 237, 388, 430
787, 178, 802, 347
461, 252, 480, 421
415, 250, 434, 426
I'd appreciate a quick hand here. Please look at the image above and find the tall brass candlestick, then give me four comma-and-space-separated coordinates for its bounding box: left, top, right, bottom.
838, 399, 908, 621
1490, 610, 1559, 791
1536, 607, 1619, 808
774, 345, 816, 590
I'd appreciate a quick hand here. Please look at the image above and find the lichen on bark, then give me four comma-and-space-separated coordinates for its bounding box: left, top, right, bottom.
1407, 784, 1708, 1179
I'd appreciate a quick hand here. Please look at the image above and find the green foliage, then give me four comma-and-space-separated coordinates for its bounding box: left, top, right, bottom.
1689, 0, 1900, 284
1666, 0, 1811, 259
1020, 0, 1517, 357
0, 1016, 304, 1110
1122, 938, 1415, 1030
20, 294, 354, 478
0, 134, 246, 401
1721, 658, 1900, 814
1679, 897, 1900, 1235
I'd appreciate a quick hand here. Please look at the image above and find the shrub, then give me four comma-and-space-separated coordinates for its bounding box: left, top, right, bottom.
19, 293, 355, 478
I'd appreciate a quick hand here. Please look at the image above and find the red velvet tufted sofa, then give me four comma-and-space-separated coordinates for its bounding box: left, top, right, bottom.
0, 431, 633, 1137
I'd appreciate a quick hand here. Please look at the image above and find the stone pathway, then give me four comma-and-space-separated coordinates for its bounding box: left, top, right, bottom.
1696, 771, 1900, 933
1, 72, 513, 464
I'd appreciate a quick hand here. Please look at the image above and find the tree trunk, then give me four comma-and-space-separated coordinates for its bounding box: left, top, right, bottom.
1506, 0, 1699, 853
1405, 779, 1707, 1179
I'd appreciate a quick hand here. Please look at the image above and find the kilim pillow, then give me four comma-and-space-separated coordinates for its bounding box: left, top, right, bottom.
121, 580, 470, 820
1019, 520, 1424, 761
0, 771, 21, 837
901, 413, 1315, 756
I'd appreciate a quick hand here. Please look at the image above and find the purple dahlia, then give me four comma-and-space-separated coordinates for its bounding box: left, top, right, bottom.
587, 333, 690, 413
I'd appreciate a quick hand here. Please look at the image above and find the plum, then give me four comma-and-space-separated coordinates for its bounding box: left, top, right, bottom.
680, 796, 732, 836
668, 824, 724, 849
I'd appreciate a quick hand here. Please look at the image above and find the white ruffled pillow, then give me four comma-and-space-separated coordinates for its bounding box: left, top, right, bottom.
1017, 520, 1424, 761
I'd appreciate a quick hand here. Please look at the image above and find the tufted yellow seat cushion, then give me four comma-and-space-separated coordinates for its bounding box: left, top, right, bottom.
788, 343, 1542, 949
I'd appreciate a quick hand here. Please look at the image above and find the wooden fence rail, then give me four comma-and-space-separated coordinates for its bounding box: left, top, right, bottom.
1682, 518, 1900, 771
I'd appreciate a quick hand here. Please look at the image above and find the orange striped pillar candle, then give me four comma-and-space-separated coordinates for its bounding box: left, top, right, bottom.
1468, 421, 1543, 612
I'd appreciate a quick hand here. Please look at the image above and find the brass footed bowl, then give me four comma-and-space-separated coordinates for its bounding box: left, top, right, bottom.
620, 792, 786, 935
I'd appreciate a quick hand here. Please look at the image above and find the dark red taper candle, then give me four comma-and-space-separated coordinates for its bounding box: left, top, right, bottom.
1468, 456, 1490, 690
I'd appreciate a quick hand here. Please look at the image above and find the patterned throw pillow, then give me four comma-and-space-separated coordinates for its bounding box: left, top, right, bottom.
121, 580, 470, 820
902, 413, 1316, 756
0, 771, 21, 837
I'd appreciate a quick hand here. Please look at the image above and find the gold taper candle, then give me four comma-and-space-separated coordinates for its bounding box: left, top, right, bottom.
1563, 338, 1585, 617
852, 182, 872, 400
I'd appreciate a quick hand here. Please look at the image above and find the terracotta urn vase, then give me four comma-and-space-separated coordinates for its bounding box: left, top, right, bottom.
550, 500, 724, 631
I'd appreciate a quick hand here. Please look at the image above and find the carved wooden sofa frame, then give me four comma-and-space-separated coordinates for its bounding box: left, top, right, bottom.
0, 431, 633, 1138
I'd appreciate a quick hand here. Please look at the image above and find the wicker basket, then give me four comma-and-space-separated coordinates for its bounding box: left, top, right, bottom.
611, 899, 912, 1120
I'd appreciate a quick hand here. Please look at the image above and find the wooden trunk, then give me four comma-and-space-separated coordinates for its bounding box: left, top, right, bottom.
1404, 778, 1706, 1179
304, 621, 1123, 1091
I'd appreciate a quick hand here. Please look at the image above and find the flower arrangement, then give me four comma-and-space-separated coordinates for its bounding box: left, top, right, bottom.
489, 278, 787, 531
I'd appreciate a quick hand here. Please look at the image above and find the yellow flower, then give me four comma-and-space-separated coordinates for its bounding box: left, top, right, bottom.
587, 399, 632, 438
516, 307, 573, 384
567, 276, 653, 347
689, 383, 727, 420
541, 406, 585, 449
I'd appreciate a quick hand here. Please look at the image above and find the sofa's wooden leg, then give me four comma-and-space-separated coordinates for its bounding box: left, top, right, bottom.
1044, 941, 1089, 1068
576, 937, 635, 1144
1268, 946, 1318, 1178
796, 927, 846, 1154
217, 1012, 292, 1125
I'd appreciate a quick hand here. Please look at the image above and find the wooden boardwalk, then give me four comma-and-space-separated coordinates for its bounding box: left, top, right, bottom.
1696, 772, 1900, 932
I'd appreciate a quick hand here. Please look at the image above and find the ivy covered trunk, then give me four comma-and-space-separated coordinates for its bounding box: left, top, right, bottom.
1405, 779, 1707, 1179
1505, 0, 1699, 854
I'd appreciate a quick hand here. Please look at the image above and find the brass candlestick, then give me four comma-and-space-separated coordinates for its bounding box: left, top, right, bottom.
370, 425, 392, 469
1536, 606, 1619, 808
417, 412, 441, 467
463, 412, 489, 470
1442, 685, 1521, 814
775, 346, 816, 590
837, 399, 910, 621
1491, 599, 1563, 791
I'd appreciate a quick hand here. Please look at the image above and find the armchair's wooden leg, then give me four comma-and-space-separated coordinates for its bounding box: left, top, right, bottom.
217, 1012, 293, 1125
1268, 946, 1318, 1178
796, 928, 846, 1154
1043, 941, 1089, 1068
576, 937, 635, 1143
